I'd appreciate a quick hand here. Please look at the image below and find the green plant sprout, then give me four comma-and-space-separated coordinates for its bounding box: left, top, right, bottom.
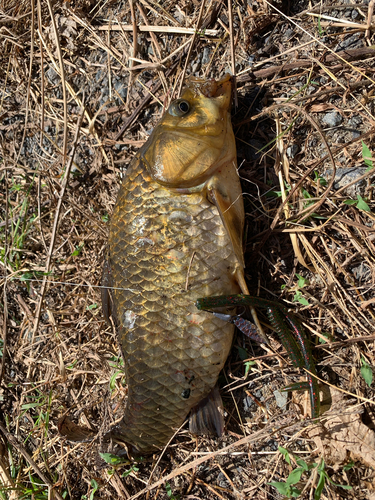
362, 141, 373, 171
269, 448, 352, 499
343, 195, 371, 212
282, 274, 309, 306
360, 356, 373, 387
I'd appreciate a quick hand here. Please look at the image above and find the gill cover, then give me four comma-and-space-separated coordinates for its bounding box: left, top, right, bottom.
141, 75, 245, 267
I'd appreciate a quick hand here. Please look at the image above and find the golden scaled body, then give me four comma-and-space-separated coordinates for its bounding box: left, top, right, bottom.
103, 76, 245, 454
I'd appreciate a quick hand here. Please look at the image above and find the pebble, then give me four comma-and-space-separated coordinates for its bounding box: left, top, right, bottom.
335, 33, 362, 51
287, 144, 299, 158
324, 166, 366, 197
273, 389, 288, 409
348, 115, 362, 128
322, 111, 343, 127
202, 47, 211, 66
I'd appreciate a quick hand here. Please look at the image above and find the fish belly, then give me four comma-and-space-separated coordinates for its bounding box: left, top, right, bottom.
107, 158, 241, 453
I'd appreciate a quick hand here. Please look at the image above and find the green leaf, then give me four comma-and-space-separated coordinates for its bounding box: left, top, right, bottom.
362, 141, 373, 170
89, 479, 99, 500
343, 199, 357, 206
286, 467, 304, 485
99, 452, 128, 465
72, 244, 84, 256
109, 371, 121, 392
86, 303, 98, 311
295, 459, 309, 471
244, 360, 256, 378
361, 357, 373, 387
268, 482, 301, 498
343, 460, 355, 471
318, 332, 334, 344
293, 290, 309, 306
314, 171, 327, 186
268, 481, 290, 496
122, 465, 139, 477
314, 470, 326, 500
356, 195, 370, 212
278, 446, 291, 465
296, 274, 309, 288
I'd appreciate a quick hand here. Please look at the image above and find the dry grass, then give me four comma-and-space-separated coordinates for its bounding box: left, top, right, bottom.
1, 0, 375, 498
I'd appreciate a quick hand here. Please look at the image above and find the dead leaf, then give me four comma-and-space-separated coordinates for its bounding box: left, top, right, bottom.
58, 415, 96, 443
305, 388, 375, 469
309, 103, 333, 112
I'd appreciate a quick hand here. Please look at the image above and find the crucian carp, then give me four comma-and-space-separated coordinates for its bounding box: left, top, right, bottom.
102, 75, 262, 455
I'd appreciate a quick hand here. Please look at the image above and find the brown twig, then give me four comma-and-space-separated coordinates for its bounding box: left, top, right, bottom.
46, 0, 67, 162
237, 46, 375, 82
177, 0, 206, 97
115, 46, 190, 140
228, 0, 237, 107
30, 109, 85, 346
0, 170, 9, 385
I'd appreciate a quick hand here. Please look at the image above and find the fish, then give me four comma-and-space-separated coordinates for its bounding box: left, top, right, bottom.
102, 75, 252, 455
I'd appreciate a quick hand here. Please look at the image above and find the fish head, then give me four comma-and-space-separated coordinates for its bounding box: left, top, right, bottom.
142, 75, 236, 189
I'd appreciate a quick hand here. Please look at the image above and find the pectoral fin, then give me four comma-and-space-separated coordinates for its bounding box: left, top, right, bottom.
207, 172, 245, 268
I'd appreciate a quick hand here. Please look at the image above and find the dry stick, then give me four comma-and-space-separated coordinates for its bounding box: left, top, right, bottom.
366, 0, 375, 40
250, 103, 336, 231
304, 369, 375, 408
0, 171, 9, 385
277, 78, 374, 107
137, 3, 162, 60
15, 0, 35, 167
177, 0, 207, 97
37, 0, 45, 148
263, 0, 375, 87
228, 0, 237, 107
115, 46, 190, 140
97, 24, 217, 35
237, 46, 375, 82
0, 421, 65, 500
129, 0, 138, 69
128, 423, 288, 500
30, 110, 85, 347
46, 0, 67, 162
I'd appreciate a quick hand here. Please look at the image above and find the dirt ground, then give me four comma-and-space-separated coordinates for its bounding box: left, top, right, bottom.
1, 0, 375, 498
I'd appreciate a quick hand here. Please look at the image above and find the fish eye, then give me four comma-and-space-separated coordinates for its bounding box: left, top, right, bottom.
169, 99, 191, 117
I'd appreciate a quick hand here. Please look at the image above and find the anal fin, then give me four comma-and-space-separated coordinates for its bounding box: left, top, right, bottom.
189, 385, 224, 437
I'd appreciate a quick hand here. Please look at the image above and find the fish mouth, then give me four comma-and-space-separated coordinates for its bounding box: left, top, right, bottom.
185, 74, 232, 108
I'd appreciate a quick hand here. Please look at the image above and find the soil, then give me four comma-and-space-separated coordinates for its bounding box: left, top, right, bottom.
1, 0, 375, 499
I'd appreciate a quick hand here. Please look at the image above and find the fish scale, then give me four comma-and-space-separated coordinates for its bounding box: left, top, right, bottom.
103, 75, 247, 454
107, 156, 240, 454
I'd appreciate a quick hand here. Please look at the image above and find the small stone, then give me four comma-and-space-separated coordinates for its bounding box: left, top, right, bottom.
335, 33, 362, 51
324, 166, 366, 197
202, 47, 211, 65
284, 28, 293, 38
322, 112, 343, 127
348, 115, 362, 128
287, 144, 299, 158
352, 10, 359, 19
274, 389, 288, 409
